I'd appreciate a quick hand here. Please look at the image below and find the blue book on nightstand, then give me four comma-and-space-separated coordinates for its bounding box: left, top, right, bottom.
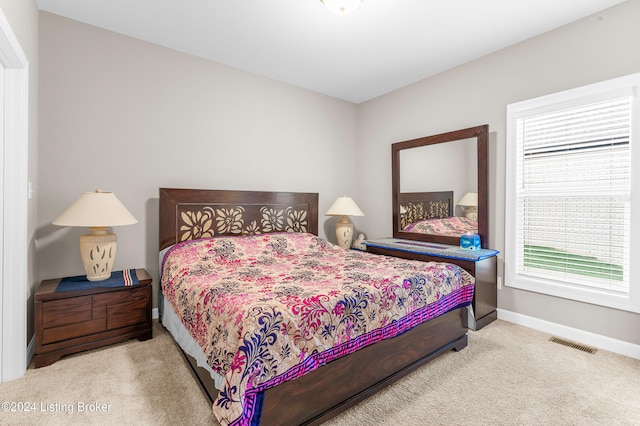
55, 269, 139, 292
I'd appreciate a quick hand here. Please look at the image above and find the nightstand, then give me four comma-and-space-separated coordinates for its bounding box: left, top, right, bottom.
34, 268, 153, 368
365, 239, 498, 330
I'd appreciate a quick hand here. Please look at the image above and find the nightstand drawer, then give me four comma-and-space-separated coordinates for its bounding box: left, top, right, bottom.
41, 318, 106, 345
107, 298, 149, 329
42, 295, 93, 327
93, 285, 148, 307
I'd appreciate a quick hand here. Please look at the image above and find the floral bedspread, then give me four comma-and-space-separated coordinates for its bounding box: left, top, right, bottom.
404, 216, 478, 237
161, 233, 474, 425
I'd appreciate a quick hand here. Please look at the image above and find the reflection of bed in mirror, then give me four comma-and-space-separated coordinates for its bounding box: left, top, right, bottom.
399, 191, 478, 237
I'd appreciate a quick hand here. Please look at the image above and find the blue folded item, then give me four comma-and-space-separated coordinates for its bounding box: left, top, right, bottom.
460, 233, 481, 251
55, 269, 139, 292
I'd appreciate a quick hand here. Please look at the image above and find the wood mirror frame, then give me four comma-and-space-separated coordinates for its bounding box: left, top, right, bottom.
392, 125, 489, 248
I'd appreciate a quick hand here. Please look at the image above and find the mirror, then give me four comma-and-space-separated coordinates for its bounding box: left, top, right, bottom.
392, 125, 488, 247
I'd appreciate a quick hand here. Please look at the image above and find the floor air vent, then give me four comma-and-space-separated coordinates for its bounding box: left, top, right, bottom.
549, 337, 597, 354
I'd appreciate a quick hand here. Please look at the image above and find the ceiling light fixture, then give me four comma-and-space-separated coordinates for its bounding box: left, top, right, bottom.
321, 0, 363, 15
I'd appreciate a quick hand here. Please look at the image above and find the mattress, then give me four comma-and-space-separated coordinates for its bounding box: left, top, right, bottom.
161, 294, 226, 389
159, 246, 226, 390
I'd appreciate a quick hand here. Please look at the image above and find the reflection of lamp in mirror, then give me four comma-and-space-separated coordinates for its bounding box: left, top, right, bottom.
458, 192, 478, 220
52, 189, 138, 281
325, 196, 364, 249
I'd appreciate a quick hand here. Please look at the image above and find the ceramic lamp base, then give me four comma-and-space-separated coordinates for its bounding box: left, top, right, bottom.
79, 227, 117, 281
335, 216, 354, 249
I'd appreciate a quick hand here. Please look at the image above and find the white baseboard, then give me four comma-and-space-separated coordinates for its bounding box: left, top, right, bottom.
152, 307, 159, 319
497, 309, 640, 360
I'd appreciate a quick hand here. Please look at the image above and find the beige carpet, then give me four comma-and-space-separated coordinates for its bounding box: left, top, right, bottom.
1, 320, 639, 425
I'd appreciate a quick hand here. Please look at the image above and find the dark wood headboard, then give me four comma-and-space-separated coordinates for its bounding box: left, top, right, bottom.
159, 188, 319, 251
398, 191, 453, 230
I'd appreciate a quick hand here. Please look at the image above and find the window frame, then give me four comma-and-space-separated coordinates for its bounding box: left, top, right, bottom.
505, 73, 640, 313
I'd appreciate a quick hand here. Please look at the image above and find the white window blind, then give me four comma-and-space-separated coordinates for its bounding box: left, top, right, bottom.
505, 72, 640, 313
515, 98, 631, 294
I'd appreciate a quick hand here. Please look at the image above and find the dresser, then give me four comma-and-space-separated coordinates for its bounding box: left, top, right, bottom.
34, 268, 153, 367
365, 239, 498, 330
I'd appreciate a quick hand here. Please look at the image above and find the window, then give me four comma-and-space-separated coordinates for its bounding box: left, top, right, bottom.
505, 73, 640, 313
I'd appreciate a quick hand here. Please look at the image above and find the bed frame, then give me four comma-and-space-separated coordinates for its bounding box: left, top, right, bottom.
159, 187, 468, 425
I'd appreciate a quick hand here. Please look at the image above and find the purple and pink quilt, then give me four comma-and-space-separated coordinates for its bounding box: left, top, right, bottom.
161, 232, 474, 425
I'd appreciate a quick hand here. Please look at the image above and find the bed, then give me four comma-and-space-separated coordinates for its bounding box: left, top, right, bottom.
398, 191, 477, 237
159, 188, 474, 425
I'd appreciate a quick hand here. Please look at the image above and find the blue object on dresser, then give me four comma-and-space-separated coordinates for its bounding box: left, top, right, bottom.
460, 233, 481, 251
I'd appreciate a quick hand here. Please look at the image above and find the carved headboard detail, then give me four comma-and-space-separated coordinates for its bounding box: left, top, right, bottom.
178, 204, 313, 240
159, 188, 319, 250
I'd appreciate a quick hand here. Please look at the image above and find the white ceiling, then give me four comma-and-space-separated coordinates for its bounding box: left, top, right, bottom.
36, 0, 627, 104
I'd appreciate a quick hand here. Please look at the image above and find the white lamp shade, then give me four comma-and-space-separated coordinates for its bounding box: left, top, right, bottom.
321, 0, 363, 15
325, 196, 365, 217
457, 192, 478, 207
53, 190, 137, 227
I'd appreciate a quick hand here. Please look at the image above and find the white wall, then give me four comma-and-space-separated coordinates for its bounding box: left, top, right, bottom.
357, 0, 640, 345
37, 12, 358, 310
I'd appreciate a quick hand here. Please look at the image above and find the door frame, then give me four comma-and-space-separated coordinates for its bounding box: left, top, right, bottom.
0, 7, 29, 383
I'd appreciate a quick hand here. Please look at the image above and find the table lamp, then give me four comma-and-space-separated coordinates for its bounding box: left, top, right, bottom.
325, 196, 364, 249
52, 189, 137, 281
457, 192, 478, 220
